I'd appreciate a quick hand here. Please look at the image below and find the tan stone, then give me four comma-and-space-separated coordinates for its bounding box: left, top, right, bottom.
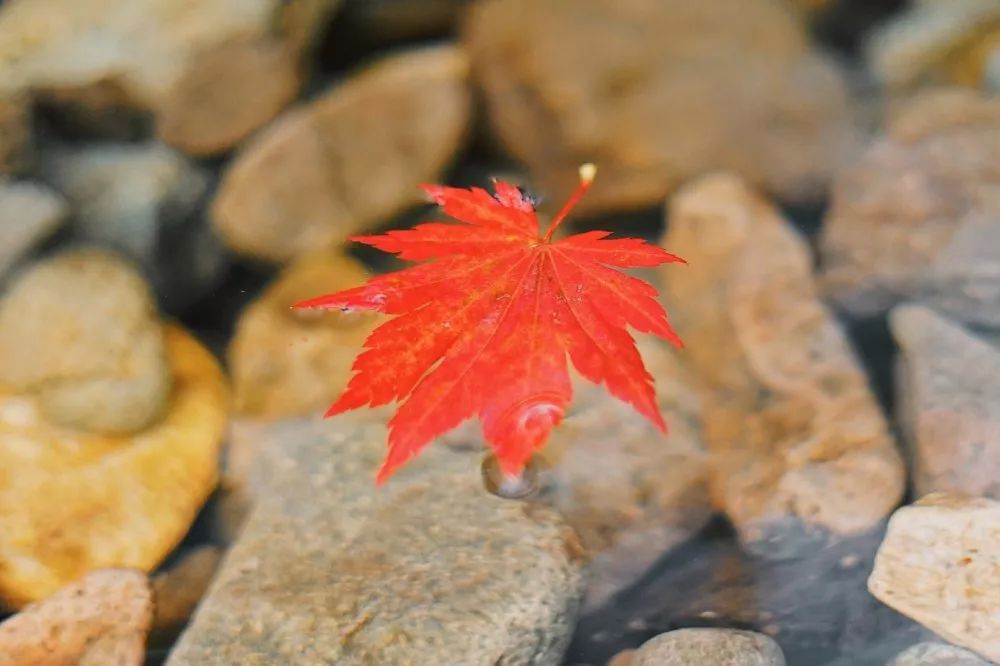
869, 492, 1000, 664
0, 569, 152, 666
819, 88, 1000, 322
0, 325, 228, 607
212, 44, 471, 262
464, 0, 857, 214
229, 251, 378, 421
157, 38, 300, 156
0, 0, 340, 154
632, 629, 785, 666
167, 417, 584, 665
0, 249, 172, 434
662, 173, 904, 556
892, 305, 1000, 498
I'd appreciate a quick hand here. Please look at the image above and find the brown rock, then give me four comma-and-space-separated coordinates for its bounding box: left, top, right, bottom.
151, 546, 223, 637
0, 249, 171, 434
661, 173, 904, 557
631, 628, 786, 666
167, 417, 584, 665
539, 337, 711, 610
229, 251, 378, 421
157, 38, 300, 156
0, 325, 228, 607
892, 305, 1000, 498
0, 93, 30, 175
464, 0, 857, 214
819, 88, 1000, 322
868, 492, 1000, 664
0, 0, 339, 154
888, 641, 993, 666
0, 180, 68, 279
0, 569, 152, 666
868, 0, 1000, 90
212, 44, 471, 263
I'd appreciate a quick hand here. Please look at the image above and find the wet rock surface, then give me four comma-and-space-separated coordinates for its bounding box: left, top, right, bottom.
169, 417, 584, 665
212, 44, 471, 263
0, 569, 152, 666
892, 305, 1000, 498
465, 0, 858, 214
869, 493, 1000, 664
820, 88, 1000, 324
661, 173, 904, 557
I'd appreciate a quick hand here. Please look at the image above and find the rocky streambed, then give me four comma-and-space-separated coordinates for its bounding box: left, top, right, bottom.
1, 0, 1000, 665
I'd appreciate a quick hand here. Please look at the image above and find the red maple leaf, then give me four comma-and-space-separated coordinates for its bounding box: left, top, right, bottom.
295, 165, 685, 483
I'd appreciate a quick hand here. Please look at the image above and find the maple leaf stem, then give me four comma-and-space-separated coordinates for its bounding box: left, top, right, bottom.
541, 163, 596, 242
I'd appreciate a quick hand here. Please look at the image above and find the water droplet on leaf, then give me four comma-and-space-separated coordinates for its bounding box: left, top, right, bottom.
481, 453, 538, 500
